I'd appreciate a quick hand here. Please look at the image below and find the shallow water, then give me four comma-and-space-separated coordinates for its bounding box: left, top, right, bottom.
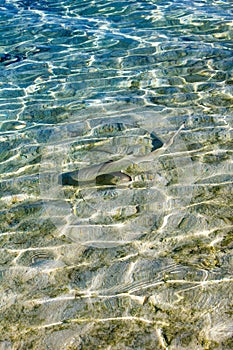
0, 0, 232, 349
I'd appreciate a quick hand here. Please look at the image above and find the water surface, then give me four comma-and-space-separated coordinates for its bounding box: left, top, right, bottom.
0, 0, 232, 349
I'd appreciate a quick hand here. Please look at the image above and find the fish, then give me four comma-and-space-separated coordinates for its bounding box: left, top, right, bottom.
58, 123, 185, 186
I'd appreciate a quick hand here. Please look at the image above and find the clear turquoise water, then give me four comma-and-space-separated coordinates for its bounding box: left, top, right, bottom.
0, 1, 232, 349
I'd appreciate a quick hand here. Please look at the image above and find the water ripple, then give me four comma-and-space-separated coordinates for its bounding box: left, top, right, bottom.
0, 0, 232, 349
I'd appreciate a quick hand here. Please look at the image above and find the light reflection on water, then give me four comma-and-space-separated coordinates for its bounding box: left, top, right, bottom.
0, 0, 232, 349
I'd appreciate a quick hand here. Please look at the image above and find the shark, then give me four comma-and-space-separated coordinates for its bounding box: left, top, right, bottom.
58, 122, 185, 186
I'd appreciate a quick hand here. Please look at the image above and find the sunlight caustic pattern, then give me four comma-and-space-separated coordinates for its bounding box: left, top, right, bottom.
0, 0, 232, 349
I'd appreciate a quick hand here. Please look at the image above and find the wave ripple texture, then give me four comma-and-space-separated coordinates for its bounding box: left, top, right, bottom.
0, 0, 232, 349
